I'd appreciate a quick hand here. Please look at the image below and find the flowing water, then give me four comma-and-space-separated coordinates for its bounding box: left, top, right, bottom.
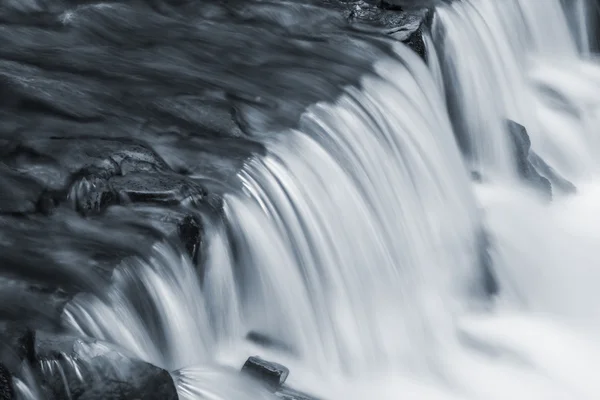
45, 0, 600, 398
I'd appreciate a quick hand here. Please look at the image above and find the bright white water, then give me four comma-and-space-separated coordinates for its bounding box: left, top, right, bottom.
60, 0, 600, 399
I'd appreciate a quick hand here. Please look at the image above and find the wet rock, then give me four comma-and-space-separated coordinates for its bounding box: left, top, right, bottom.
6, 330, 180, 400
0, 324, 36, 374
315, 0, 429, 56
506, 120, 576, 198
478, 230, 498, 297
241, 356, 289, 392
6, 136, 170, 179
0, 363, 13, 400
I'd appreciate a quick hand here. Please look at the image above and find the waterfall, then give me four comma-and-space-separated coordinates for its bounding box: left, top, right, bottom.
434, 0, 600, 180
53, 0, 600, 399
225, 44, 483, 376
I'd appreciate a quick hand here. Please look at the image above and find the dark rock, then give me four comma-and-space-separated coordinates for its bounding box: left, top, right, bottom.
32, 332, 178, 400
6, 136, 170, 180
0, 363, 13, 400
506, 120, 576, 198
0, 324, 36, 374
241, 356, 289, 392
401, 27, 426, 59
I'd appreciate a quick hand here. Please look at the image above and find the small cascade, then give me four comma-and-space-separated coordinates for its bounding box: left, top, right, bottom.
63, 241, 213, 371
225, 45, 484, 377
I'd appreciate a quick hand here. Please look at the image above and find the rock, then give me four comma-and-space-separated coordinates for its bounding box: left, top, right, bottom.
506, 120, 576, 198
506, 120, 552, 198
2, 136, 170, 201
67, 171, 211, 215
246, 331, 297, 355
0, 363, 13, 400
241, 356, 289, 392
30, 331, 178, 400
317, 0, 429, 56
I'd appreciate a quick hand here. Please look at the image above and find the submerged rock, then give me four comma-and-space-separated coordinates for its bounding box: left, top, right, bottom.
246, 331, 297, 355
312, 0, 429, 57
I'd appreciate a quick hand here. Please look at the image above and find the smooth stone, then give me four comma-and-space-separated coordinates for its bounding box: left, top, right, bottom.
241, 356, 289, 391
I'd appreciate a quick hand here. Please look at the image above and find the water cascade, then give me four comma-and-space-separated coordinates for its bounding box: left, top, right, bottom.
2, 0, 600, 399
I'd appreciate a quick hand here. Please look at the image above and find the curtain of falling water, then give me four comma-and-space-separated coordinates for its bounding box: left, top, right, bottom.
434, 0, 600, 180
64, 242, 214, 371
225, 43, 483, 377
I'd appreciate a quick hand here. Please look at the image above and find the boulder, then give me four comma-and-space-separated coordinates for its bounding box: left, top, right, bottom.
0, 326, 178, 400
241, 356, 289, 392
